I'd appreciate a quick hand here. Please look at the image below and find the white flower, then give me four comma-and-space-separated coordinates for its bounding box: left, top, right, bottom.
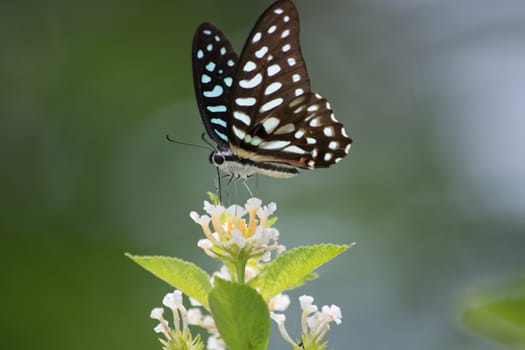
163, 290, 183, 310
150, 307, 164, 320
299, 295, 318, 314
269, 293, 291, 312
191, 196, 286, 266
204, 200, 225, 217
187, 308, 203, 325
270, 312, 286, 323
153, 319, 170, 338
190, 212, 210, 226
230, 228, 246, 248
226, 204, 247, 218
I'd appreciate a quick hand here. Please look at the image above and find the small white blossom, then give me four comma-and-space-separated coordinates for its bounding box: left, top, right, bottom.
299, 295, 318, 314
153, 320, 170, 338
230, 229, 246, 248
197, 239, 213, 249
150, 307, 164, 320
226, 204, 247, 218
163, 290, 183, 310
203, 201, 225, 217
187, 308, 203, 325
269, 293, 291, 312
270, 312, 286, 323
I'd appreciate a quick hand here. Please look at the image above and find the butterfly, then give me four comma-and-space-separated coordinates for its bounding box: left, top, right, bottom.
192, 0, 352, 180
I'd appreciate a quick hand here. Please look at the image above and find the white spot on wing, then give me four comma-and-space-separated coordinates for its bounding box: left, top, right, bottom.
324, 153, 333, 161
203, 29, 212, 35
197, 49, 204, 59
220, 47, 226, 55
335, 157, 343, 163
275, 123, 295, 134
287, 58, 296, 66
255, 46, 268, 58
262, 117, 280, 133
206, 43, 213, 51
260, 97, 283, 113
267, 64, 281, 76
227, 59, 235, 67
239, 73, 263, 88
292, 74, 300, 82
260, 140, 290, 150
224, 77, 232, 87
328, 141, 339, 150
233, 111, 251, 126
235, 97, 257, 106
232, 125, 246, 140
323, 126, 335, 137
309, 117, 321, 127
284, 145, 306, 154
274, 8, 284, 14
345, 144, 351, 153
282, 44, 291, 52
243, 61, 257, 72
281, 29, 290, 38
295, 88, 304, 96
284, 15, 290, 22
307, 105, 319, 112
264, 82, 282, 95
294, 130, 305, 138
307, 137, 316, 144
341, 127, 349, 137
268, 25, 277, 34
252, 32, 262, 43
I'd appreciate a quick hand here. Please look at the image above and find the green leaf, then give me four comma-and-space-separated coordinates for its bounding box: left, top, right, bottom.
209, 279, 270, 350
127, 254, 212, 308
251, 244, 351, 301
462, 278, 525, 348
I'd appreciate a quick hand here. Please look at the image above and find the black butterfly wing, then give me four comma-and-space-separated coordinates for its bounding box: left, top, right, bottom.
192, 22, 239, 149
227, 0, 352, 168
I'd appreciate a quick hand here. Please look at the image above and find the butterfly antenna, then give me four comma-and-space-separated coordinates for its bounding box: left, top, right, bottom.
200, 132, 217, 150
166, 134, 211, 151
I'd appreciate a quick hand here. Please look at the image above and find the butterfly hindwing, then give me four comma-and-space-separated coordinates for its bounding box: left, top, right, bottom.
192, 23, 239, 149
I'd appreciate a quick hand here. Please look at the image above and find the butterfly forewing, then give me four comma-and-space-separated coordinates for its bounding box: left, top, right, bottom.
227, 0, 352, 168
227, 1, 310, 143
192, 23, 238, 148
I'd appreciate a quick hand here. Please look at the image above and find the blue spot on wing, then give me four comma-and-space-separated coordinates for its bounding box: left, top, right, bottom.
201, 74, 211, 84
214, 129, 228, 142
203, 85, 223, 98
205, 62, 216, 72
210, 117, 227, 128
207, 105, 227, 113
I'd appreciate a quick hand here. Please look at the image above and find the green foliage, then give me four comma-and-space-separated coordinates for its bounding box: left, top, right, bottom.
209, 279, 270, 350
462, 278, 525, 348
250, 244, 351, 301
127, 254, 212, 309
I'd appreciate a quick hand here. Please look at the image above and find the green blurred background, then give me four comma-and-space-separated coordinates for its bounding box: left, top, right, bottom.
2, 0, 524, 349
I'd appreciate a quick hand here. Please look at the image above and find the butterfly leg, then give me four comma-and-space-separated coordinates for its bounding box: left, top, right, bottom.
242, 180, 254, 197
215, 167, 223, 204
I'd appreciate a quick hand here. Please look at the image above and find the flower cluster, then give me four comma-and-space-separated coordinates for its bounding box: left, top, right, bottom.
144, 196, 347, 350
190, 197, 286, 282
271, 295, 343, 350
150, 290, 204, 350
